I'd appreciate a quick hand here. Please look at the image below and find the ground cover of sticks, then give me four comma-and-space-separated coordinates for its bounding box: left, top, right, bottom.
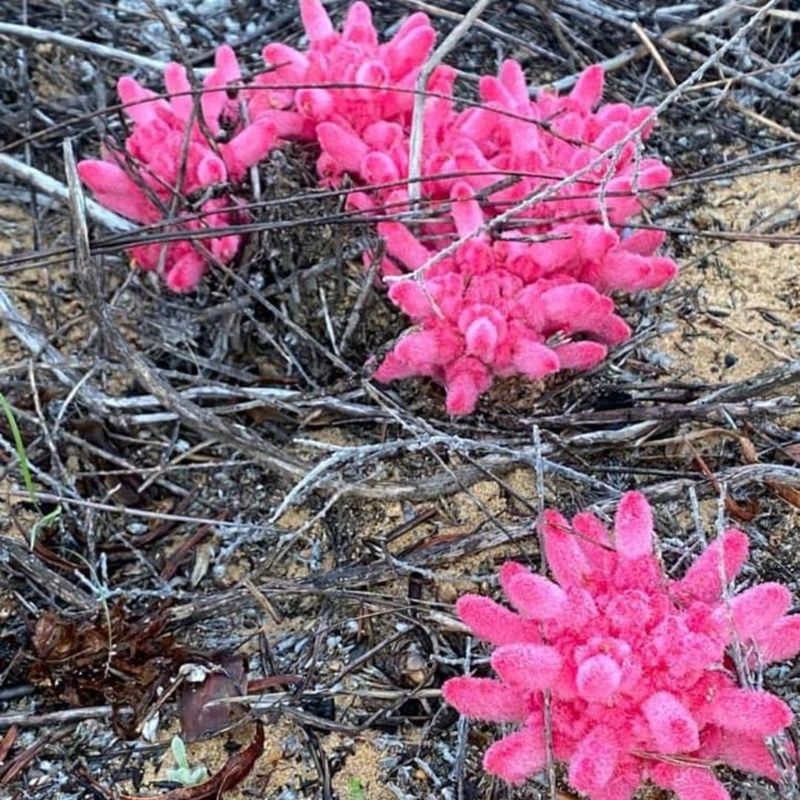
1, 1, 799, 798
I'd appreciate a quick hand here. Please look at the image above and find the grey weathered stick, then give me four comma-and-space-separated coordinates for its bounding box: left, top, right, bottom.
0, 535, 96, 611
541, 0, 800, 109
0, 286, 111, 415
407, 0, 494, 205
0, 21, 186, 73
698, 360, 800, 405
525, 0, 793, 96
531, 425, 558, 800
0, 153, 134, 233
0, 704, 114, 729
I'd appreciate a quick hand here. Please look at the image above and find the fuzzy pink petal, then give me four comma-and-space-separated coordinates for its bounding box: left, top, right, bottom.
295, 87, 334, 120
77, 160, 160, 223
642, 691, 700, 753
387, 281, 435, 320
576, 654, 621, 702
568, 726, 619, 794
300, 0, 335, 43
750, 614, 800, 664
464, 317, 499, 361
342, 1, 377, 48
483, 723, 546, 784
450, 181, 485, 238
316, 121, 370, 174
498, 59, 529, 109
196, 154, 227, 186
384, 24, 436, 79
445, 360, 491, 416
706, 688, 793, 736
504, 571, 568, 620
621, 228, 666, 255
117, 75, 166, 125
673, 529, 749, 603
455, 594, 542, 646
442, 677, 525, 722
539, 509, 591, 588
613, 491, 653, 560
491, 644, 562, 691
262, 42, 310, 76
393, 327, 463, 368
373, 351, 418, 382
568, 65, 604, 114
360, 151, 400, 185
539, 283, 606, 327
730, 583, 791, 640
378, 222, 431, 271
221, 119, 278, 181
553, 341, 607, 371
571, 510, 614, 572
706, 729, 782, 780
511, 339, 560, 381
658, 768, 730, 800
165, 253, 206, 293
164, 62, 193, 121
594, 251, 678, 292
354, 60, 388, 97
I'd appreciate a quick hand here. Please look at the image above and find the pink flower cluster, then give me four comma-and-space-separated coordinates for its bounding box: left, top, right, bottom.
78, 46, 271, 292
365, 60, 676, 414
78, 0, 678, 411
443, 492, 800, 799
78, 0, 437, 292
249, 0, 437, 186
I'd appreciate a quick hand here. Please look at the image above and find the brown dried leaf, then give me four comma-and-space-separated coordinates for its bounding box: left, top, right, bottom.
0, 726, 18, 766
691, 454, 759, 521
783, 443, 800, 464
0, 736, 47, 786
738, 436, 758, 464
178, 656, 247, 742
28, 605, 193, 737
119, 721, 264, 800
767, 481, 800, 509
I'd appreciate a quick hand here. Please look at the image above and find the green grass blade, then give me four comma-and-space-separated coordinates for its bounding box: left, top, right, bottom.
0, 392, 36, 503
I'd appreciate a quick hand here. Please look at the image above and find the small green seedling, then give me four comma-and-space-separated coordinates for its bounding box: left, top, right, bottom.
0, 392, 36, 502
166, 735, 209, 787
347, 778, 366, 800
0, 391, 62, 549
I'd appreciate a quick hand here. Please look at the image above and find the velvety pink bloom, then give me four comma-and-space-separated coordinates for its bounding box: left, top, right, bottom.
249, 0, 438, 150
443, 492, 798, 799
77, 0, 678, 365
362, 58, 676, 412
372, 199, 642, 414
79, 46, 264, 291
126, 198, 244, 293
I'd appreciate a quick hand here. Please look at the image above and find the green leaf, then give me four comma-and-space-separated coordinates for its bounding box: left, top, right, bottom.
170, 735, 189, 771
348, 778, 366, 800
0, 392, 36, 503
167, 736, 209, 787
29, 505, 61, 550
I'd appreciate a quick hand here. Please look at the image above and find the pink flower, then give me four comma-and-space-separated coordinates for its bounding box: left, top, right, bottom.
250, 0, 438, 146
78, 0, 678, 347
372, 195, 645, 414
443, 492, 799, 799
78, 46, 268, 291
